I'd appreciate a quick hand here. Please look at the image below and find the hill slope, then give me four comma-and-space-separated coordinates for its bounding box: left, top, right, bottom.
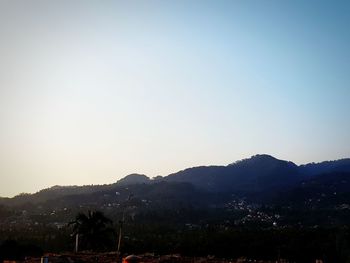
1, 154, 350, 207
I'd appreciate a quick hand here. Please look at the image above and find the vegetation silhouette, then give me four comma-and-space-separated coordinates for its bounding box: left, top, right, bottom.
69, 210, 114, 252
0, 240, 42, 261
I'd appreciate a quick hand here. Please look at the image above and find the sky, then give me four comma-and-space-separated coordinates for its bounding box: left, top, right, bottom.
0, 0, 349, 197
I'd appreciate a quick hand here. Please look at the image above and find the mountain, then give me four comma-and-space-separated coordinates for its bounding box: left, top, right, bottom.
276, 171, 350, 208
116, 174, 151, 185
1, 155, 350, 262
299, 158, 350, 176
0, 184, 116, 206
166, 154, 302, 193
2, 154, 350, 208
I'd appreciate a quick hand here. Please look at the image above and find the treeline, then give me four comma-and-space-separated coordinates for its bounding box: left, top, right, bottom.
1, 223, 350, 263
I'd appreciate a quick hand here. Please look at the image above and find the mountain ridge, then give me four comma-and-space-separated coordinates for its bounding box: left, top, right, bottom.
1, 154, 350, 205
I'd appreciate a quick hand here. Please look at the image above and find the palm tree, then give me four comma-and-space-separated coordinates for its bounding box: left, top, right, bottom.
69, 210, 113, 252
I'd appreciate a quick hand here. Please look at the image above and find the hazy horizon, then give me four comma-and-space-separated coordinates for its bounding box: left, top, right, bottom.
1, 0, 350, 197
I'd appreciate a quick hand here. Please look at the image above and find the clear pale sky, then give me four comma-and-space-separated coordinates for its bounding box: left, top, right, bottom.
0, 0, 349, 197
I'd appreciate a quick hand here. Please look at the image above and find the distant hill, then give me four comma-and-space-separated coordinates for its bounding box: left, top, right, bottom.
1, 154, 350, 208
1, 155, 350, 261
275, 171, 350, 208
299, 158, 350, 176
165, 154, 302, 193
116, 174, 151, 185
0, 184, 116, 206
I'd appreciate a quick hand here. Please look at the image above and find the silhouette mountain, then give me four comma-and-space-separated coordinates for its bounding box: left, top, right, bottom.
116, 174, 150, 185
165, 154, 301, 193
299, 158, 350, 176
1, 154, 350, 207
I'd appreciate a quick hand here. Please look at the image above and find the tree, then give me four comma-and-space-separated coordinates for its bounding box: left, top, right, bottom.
69, 210, 113, 252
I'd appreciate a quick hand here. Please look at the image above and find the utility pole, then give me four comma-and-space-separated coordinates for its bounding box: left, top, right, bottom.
116, 193, 133, 262
75, 233, 79, 253
117, 212, 124, 256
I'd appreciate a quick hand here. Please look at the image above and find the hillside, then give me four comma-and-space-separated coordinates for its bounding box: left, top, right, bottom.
1, 155, 350, 261
166, 154, 302, 193
1, 154, 350, 208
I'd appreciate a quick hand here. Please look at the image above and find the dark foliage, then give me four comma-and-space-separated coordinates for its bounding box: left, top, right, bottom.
69, 210, 114, 251
0, 239, 43, 261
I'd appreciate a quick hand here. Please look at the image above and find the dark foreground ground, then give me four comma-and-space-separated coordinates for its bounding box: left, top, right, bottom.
21, 253, 291, 263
